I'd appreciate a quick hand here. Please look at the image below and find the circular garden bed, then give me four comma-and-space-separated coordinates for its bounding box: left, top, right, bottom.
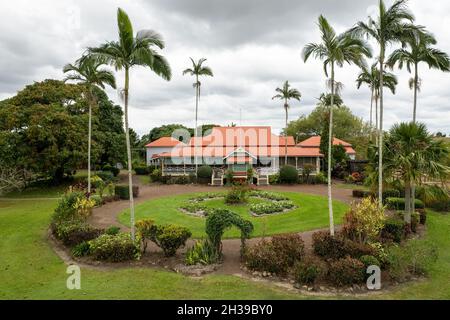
118, 191, 349, 238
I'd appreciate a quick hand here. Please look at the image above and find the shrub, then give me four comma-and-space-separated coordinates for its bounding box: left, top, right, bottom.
134, 166, 150, 175
359, 255, 381, 269
105, 226, 121, 236
114, 184, 139, 200
328, 257, 365, 287
185, 239, 220, 266
245, 234, 304, 275
72, 241, 91, 257
342, 198, 385, 243
150, 168, 162, 182
395, 212, 420, 233
73, 197, 96, 219
90, 175, 104, 189
180, 203, 209, 215
148, 224, 192, 257
386, 197, 425, 210
428, 199, 450, 212
279, 166, 298, 184
313, 172, 327, 185
96, 171, 114, 182
52, 191, 85, 223
135, 219, 155, 253
269, 173, 279, 185
386, 240, 438, 281
166, 175, 190, 185
197, 165, 213, 180
53, 220, 103, 247
382, 189, 401, 201
293, 256, 326, 285
89, 233, 140, 262
90, 195, 103, 207
102, 164, 120, 177
419, 211, 427, 225
312, 231, 374, 260
224, 185, 249, 204
381, 218, 406, 243
352, 189, 374, 198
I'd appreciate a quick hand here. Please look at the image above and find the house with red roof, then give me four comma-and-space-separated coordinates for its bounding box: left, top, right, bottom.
145, 126, 356, 182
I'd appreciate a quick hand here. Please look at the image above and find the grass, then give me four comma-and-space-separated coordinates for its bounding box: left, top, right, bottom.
118, 192, 349, 238
1, 189, 449, 299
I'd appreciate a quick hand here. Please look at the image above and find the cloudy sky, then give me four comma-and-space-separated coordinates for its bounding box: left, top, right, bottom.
1, 0, 449, 136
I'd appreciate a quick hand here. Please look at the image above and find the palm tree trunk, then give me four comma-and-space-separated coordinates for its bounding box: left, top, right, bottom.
375, 92, 379, 146
285, 102, 288, 166
87, 89, 93, 195
328, 63, 335, 236
124, 67, 136, 240
195, 75, 199, 176
369, 87, 374, 129
378, 47, 385, 208
405, 178, 412, 232
411, 63, 419, 215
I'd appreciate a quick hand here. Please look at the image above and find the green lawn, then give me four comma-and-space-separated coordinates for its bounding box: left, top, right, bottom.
118, 192, 348, 238
1, 192, 449, 299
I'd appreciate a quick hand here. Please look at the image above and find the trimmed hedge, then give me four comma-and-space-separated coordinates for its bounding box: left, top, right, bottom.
52, 220, 103, 247
89, 233, 140, 262
197, 166, 213, 179
96, 171, 114, 182
381, 217, 405, 243
279, 166, 298, 184
148, 224, 192, 257
134, 166, 150, 175
115, 185, 139, 200
352, 189, 374, 198
386, 197, 425, 210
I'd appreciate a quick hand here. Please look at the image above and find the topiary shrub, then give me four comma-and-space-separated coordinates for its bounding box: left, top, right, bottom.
328, 257, 365, 287
148, 224, 192, 257
386, 197, 425, 210
206, 209, 254, 257
114, 185, 139, 200
89, 233, 140, 262
52, 220, 103, 247
293, 256, 327, 285
197, 165, 213, 184
381, 217, 406, 243
279, 166, 298, 184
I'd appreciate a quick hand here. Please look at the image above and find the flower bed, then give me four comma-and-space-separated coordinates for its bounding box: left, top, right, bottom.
250, 200, 296, 216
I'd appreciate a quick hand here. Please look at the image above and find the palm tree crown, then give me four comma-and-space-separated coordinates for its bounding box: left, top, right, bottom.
272, 81, 301, 109
63, 56, 117, 90
183, 58, 214, 98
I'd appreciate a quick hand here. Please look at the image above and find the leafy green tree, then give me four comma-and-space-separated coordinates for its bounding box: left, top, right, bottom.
63, 55, 116, 194
183, 58, 214, 175
303, 15, 371, 236
89, 8, 172, 240
384, 123, 449, 227
350, 0, 417, 205
272, 81, 301, 165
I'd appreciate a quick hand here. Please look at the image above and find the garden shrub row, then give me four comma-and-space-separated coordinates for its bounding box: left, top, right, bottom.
386, 197, 425, 210
52, 220, 103, 247
249, 201, 295, 215
114, 185, 139, 200
89, 233, 141, 262
312, 231, 374, 260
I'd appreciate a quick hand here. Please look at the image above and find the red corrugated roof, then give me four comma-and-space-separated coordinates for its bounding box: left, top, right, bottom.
145, 137, 185, 147
297, 136, 352, 148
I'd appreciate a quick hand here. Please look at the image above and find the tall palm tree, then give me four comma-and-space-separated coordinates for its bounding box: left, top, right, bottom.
63, 56, 116, 195
182, 58, 213, 175
384, 122, 449, 227
303, 15, 372, 236
387, 29, 450, 214
387, 30, 450, 122
88, 8, 171, 240
350, 0, 417, 206
272, 81, 301, 165
356, 63, 397, 141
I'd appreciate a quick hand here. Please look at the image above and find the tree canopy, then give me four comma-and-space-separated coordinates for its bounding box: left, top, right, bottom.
0, 80, 126, 182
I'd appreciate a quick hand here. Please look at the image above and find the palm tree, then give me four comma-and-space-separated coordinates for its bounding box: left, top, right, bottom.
350, 0, 417, 206
387, 30, 450, 122
272, 81, 301, 165
356, 63, 397, 141
63, 56, 116, 195
182, 58, 214, 175
384, 122, 449, 227
88, 8, 172, 240
303, 15, 372, 236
